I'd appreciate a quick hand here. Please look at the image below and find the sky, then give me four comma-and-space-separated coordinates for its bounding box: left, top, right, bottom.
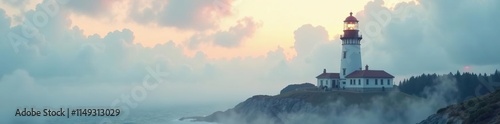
0, 0, 500, 122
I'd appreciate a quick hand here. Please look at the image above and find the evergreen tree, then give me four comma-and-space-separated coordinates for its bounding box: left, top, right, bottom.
398, 70, 499, 102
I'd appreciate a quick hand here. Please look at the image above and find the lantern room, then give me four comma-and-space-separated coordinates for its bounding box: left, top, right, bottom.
344, 12, 359, 30
341, 12, 362, 39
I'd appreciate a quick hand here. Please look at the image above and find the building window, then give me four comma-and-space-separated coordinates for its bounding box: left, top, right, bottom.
343, 68, 346, 75
354, 79, 356, 84
343, 81, 346, 84
358, 79, 361, 85
387, 79, 390, 85
375, 79, 378, 85
343, 51, 346, 59
366, 79, 369, 85
381, 79, 384, 85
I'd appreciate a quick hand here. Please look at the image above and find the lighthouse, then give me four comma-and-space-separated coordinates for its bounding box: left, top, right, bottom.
339, 12, 362, 86
315, 12, 394, 92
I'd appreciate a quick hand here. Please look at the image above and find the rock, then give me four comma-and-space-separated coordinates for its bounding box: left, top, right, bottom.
279, 83, 317, 94
419, 90, 500, 124
180, 87, 415, 124
418, 114, 457, 124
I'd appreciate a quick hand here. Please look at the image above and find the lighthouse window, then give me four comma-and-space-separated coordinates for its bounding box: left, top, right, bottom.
343, 51, 346, 59
343, 68, 346, 75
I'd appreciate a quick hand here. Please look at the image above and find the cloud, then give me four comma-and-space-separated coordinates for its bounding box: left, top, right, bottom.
1, 0, 29, 7
0, 0, 497, 88
212, 17, 261, 48
186, 32, 206, 49
418, 0, 500, 65
128, 0, 235, 30
287, 24, 343, 80
186, 17, 261, 49
0, 69, 46, 124
64, 0, 122, 17
293, 24, 329, 58
355, 0, 500, 75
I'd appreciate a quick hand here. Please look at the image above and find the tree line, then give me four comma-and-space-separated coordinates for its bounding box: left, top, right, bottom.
398, 70, 500, 102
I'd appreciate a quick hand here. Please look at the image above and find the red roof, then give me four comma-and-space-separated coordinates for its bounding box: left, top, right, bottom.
344, 12, 359, 22
345, 70, 394, 78
316, 73, 340, 79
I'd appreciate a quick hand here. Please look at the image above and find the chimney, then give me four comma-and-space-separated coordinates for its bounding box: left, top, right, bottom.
365, 65, 369, 70
323, 69, 326, 73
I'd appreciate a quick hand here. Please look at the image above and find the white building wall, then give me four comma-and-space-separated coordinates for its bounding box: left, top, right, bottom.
341, 78, 394, 89
317, 79, 329, 89
325, 78, 394, 89
317, 78, 340, 89
317, 79, 323, 87
339, 79, 345, 88
345, 78, 364, 88
355, 78, 394, 88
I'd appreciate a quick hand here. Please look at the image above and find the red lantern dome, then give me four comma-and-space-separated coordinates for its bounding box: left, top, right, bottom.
344, 12, 359, 22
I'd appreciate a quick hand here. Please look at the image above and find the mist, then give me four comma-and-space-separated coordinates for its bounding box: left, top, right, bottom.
208, 76, 459, 124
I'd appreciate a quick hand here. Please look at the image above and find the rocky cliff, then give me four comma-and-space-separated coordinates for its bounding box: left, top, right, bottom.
419, 90, 500, 124
180, 84, 422, 124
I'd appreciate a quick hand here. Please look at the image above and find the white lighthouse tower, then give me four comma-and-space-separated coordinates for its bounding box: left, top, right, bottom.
339, 12, 362, 86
